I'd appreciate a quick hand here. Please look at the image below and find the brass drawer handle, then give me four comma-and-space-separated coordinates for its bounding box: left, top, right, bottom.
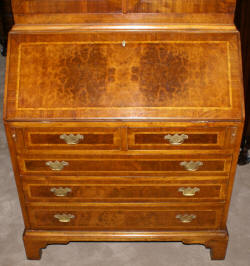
54, 213, 75, 223
50, 187, 72, 197
176, 214, 196, 223
178, 187, 200, 196
164, 134, 188, 145
59, 134, 84, 144
46, 161, 69, 171
180, 161, 203, 171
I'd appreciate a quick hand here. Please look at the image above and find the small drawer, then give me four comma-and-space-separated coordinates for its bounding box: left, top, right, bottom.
27, 204, 224, 230
19, 154, 232, 176
18, 127, 121, 150
23, 182, 227, 203
128, 127, 227, 150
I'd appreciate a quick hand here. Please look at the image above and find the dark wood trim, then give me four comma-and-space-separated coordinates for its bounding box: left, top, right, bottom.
235, 0, 250, 164
0, 0, 14, 56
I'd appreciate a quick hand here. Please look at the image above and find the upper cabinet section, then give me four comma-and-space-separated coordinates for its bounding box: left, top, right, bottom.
12, 0, 236, 24
4, 31, 243, 121
13, 0, 123, 14
127, 0, 235, 13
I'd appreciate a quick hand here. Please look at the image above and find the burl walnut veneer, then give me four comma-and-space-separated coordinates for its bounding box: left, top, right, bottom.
3, 0, 244, 261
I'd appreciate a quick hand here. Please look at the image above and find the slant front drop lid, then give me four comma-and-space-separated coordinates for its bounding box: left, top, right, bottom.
5, 32, 242, 120
3, 0, 244, 261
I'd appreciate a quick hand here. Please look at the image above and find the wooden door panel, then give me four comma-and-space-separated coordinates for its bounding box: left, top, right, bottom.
127, 0, 236, 14
12, 0, 122, 14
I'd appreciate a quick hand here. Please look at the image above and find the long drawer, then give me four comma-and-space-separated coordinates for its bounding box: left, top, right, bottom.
23, 178, 227, 202
26, 204, 224, 230
18, 154, 232, 176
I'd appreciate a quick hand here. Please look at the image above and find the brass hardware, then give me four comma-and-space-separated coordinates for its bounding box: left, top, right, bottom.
50, 187, 72, 197
178, 187, 200, 196
180, 161, 203, 171
164, 134, 188, 145
46, 161, 69, 171
176, 214, 196, 223
122, 40, 126, 47
54, 213, 75, 223
59, 134, 84, 144
12, 133, 16, 139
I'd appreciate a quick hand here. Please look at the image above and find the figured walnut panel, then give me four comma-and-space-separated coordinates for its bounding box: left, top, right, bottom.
27, 204, 223, 230
127, 0, 236, 14
12, 0, 122, 14
12, 0, 235, 14
128, 126, 228, 150
19, 154, 232, 176
5, 32, 243, 120
24, 183, 226, 202
17, 42, 230, 109
20, 127, 122, 150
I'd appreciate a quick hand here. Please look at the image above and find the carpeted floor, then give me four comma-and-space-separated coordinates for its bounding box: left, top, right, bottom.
0, 54, 249, 266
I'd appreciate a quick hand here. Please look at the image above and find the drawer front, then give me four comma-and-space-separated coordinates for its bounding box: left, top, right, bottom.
19, 155, 232, 176
19, 127, 121, 150
23, 182, 227, 202
128, 127, 227, 150
27, 204, 224, 230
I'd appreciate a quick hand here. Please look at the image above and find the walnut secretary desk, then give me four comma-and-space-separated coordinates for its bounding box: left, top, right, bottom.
3, 0, 244, 260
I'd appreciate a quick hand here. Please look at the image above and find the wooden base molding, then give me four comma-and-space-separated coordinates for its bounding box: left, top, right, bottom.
23, 229, 228, 260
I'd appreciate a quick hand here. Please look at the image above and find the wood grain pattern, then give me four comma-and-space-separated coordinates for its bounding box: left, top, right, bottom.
12, 0, 122, 14
11, 0, 236, 25
21, 127, 122, 150
4, 31, 243, 121
127, 0, 236, 13
17, 42, 229, 108
23, 182, 227, 202
128, 126, 227, 150
19, 155, 231, 176
4, 0, 243, 261
12, 0, 236, 14
23, 230, 229, 260
11, 122, 239, 153
26, 203, 224, 230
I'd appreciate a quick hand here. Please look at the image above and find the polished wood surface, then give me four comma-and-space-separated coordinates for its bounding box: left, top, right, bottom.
3, 0, 244, 261
22, 230, 229, 260
20, 155, 230, 175
4, 31, 243, 121
23, 182, 227, 202
26, 203, 223, 230
12, 0, 236, 14
12, 0, 236, 25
